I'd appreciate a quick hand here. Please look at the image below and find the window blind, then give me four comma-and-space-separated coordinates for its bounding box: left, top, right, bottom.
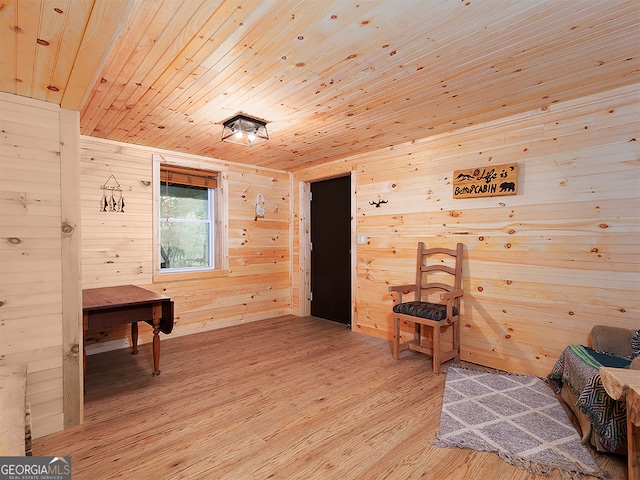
160, 165, 217, 188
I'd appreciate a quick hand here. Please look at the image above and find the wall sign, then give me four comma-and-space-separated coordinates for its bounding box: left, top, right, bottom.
453, 163, 517, 199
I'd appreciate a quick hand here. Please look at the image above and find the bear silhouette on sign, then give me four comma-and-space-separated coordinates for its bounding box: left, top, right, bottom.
499, 181, 515, 192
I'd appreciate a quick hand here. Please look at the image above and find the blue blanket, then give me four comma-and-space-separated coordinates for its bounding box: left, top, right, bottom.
548, 344, 629, 452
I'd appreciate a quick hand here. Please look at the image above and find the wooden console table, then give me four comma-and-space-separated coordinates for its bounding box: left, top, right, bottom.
600, 366, 640, 480
82, 285, 174, 376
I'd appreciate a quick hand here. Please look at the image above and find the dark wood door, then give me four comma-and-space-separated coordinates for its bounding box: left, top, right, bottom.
310, 175, 351, 326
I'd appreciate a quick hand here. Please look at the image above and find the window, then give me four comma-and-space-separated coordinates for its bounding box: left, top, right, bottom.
159, 165, 218, 272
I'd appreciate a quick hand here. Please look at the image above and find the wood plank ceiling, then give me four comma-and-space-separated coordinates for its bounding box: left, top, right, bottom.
1, 0, 639, 172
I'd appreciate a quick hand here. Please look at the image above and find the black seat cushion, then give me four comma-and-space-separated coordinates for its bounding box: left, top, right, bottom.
393, 301, 458, 321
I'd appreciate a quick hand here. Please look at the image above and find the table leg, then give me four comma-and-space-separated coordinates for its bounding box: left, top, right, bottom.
152, 303, 162, 376
83, 312, 88, 381
131, 322, 139, 355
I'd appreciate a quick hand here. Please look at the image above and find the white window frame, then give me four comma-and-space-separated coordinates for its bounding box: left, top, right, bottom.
152, 155, 229, 281
159, 185, 215, 272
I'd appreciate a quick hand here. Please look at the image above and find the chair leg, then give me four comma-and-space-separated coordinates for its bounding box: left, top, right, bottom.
392, 316, 400, 360
433, 323, 441, 374
454, 320, 461, 361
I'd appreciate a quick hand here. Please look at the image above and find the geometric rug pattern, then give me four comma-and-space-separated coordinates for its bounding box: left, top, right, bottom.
432, 367, 607, 479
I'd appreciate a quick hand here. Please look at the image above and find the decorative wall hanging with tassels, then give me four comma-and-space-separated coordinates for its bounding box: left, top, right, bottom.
100, 174, 125, 212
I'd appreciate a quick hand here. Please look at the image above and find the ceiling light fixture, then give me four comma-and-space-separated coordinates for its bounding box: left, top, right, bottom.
221, 114, 269, 146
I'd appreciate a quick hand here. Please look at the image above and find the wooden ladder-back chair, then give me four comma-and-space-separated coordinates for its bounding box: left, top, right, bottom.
388, 242, 463, 373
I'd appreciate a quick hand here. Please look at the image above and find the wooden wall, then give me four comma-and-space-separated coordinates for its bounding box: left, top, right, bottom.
1, 83, 637, 439
293, 83, 640, 378
80, 137, 292, 353
0, 93, 82, 438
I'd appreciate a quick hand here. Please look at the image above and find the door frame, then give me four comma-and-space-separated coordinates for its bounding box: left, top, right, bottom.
297, 170, 357, 329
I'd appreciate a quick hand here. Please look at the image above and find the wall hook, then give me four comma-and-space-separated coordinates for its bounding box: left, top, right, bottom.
256, 193, 265, 217
369, 199, 388, 208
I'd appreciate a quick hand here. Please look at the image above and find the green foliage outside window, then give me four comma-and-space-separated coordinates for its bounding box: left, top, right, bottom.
160, 183, 213, 270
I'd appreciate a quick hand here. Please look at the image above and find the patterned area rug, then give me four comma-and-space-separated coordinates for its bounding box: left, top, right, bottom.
433, 367, 606, 479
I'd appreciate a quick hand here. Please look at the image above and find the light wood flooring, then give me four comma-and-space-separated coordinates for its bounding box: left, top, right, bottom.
34, 316, 626, 479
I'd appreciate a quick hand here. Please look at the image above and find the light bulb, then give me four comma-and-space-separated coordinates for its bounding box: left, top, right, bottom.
247, 133, 256, 142
234, 131, 243, 139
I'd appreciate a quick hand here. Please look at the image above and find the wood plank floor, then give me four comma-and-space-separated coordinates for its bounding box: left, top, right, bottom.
34, 316, 626, 479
